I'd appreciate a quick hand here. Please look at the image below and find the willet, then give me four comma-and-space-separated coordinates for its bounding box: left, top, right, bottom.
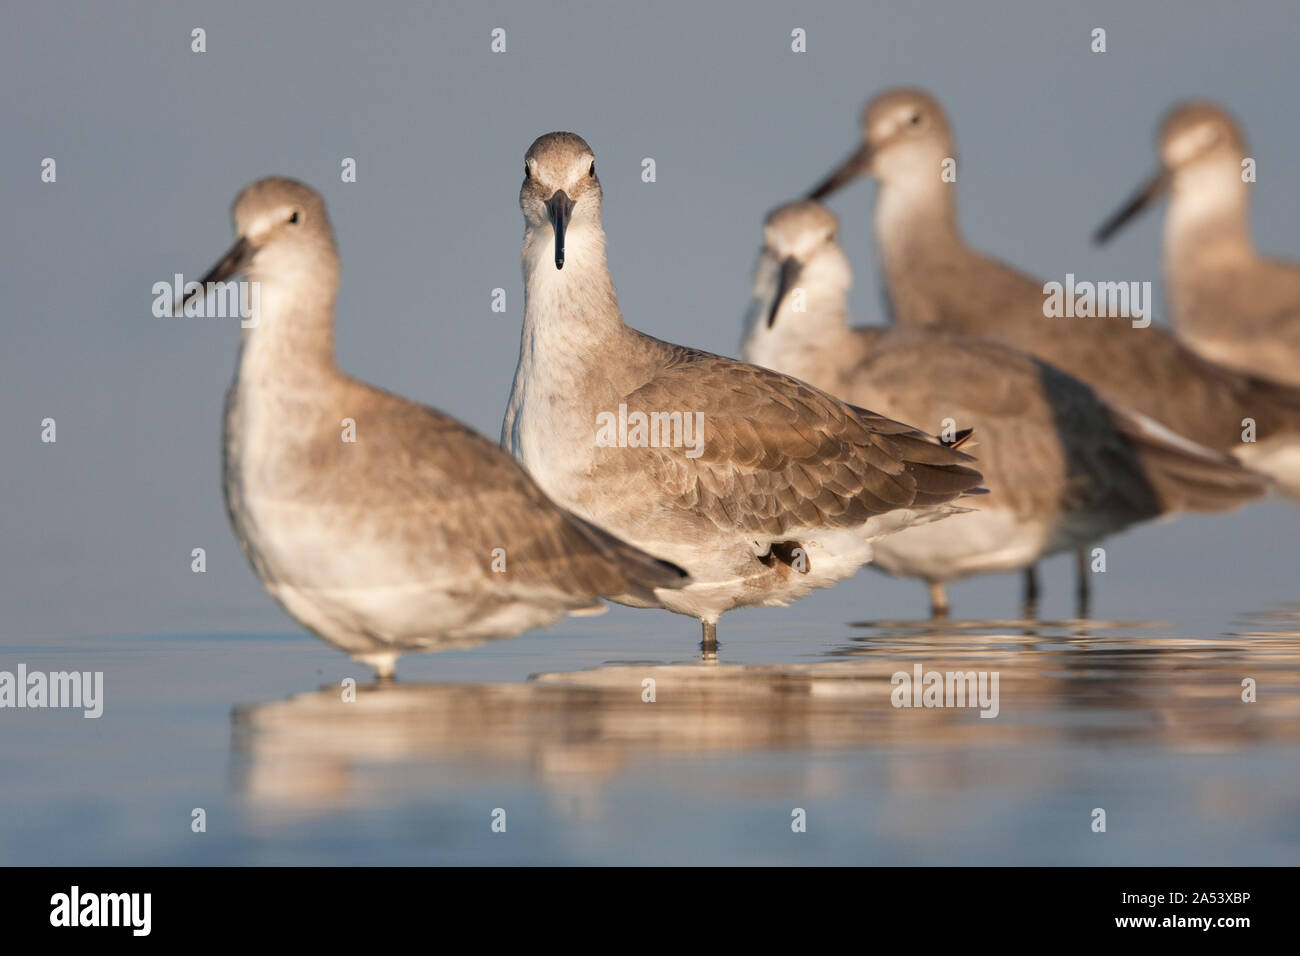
1094, 100, 1300, 387
808, 87, 1300, 497
742, 201, 1269, 616
191, 176, 688, 679
502, 132, 985, 648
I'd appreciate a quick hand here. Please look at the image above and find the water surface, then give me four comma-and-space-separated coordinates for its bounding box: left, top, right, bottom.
4, 583, 1297, 865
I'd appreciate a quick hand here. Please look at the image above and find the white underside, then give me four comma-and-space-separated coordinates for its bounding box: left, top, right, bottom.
868, 507, 1056, 583
267, 578, 573, 656
230, 477, 580, 665
611, 502, 970, 624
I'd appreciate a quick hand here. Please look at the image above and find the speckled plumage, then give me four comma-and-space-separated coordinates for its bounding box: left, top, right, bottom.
504, 134, 984, 637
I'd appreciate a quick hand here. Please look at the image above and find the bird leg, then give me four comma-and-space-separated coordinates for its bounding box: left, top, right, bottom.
1022, 566, 1041, 619
700, 619, 718, 657
1075, 548, 1092, 620
355, 651, 398, 681
928, 582, 950, 619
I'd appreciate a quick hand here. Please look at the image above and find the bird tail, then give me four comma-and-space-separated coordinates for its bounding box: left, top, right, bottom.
846, 404, 988, 507
1115, 407, 1272, 513
569, 515, 691, 607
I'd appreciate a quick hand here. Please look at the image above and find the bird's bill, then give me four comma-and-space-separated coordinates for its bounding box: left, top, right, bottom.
768, 257, 803, 328
1093, 169, 1169, 244
180, 235, 254, 312
808, 143, 872, 200
546, 190, 575, 269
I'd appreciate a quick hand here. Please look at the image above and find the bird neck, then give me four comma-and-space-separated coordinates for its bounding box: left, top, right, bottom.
521, 222, 628, 352
743, 273, 854, 385
504, 223, 634, 471
235, 269, 340, 392
875, 177, 965, 273
1165, 175, 1254, 268
744, 316, 853, 388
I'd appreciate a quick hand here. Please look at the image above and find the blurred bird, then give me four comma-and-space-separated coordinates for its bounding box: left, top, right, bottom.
1095, 100, 1300, 388
809, 87, 1300, 498
742, 201, 1269, 617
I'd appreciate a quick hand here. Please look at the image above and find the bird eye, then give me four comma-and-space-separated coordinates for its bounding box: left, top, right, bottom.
524, 163, 531, 180
288, 211, 300, 224
909, 113, 921, 126
589, 162, 596, 177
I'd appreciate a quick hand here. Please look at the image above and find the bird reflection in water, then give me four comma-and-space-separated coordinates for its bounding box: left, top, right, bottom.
231, 615, 1300, 819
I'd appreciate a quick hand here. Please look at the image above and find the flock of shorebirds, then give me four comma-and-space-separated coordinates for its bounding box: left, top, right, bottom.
187, 88, 1300, 678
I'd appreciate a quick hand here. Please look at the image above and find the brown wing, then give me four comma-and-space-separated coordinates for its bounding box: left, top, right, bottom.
908, 250, 1300, 448
611, 342, 983, 538
845, 328, 1266, 521
320, 383, 687, 605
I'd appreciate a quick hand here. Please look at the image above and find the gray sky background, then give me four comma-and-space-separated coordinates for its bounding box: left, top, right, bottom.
4, 0, 1300, 642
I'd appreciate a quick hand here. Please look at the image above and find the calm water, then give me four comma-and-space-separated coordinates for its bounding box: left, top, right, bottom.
3, 510, 1299, 865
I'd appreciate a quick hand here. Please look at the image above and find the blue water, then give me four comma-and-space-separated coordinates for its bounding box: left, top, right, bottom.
3, 506, 1298, 865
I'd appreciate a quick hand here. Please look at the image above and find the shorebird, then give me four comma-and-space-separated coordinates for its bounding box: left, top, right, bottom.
808, 87, 1300, 497
190, 176, 688, 678
1094, 100, 1300, 388
742, 201, 1269, 616
502, 132, 985, 647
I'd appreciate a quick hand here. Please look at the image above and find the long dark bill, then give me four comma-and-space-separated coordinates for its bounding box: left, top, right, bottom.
1093, 169, 1169, 244
807, 143, 872, 201
178, 235, 253, 313
547, 191, 575, 269
768, 257, 802, 328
